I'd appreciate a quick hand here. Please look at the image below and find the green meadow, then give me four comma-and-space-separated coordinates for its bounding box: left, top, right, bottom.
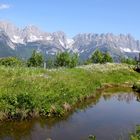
0, 63, 140, 121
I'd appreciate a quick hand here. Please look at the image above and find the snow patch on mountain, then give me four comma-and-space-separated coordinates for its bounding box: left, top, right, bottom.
46, 36, 53, 41
133, 50, 140, 53
65, 38, 74, 49
27, 35, 40, 42
120, 47, 132, 52
11, 35, 24, 44
59, 39, 64, 47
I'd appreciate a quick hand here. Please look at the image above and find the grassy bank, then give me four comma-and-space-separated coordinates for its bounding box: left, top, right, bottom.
133, 82, 140, 92
0, 63, 140, 121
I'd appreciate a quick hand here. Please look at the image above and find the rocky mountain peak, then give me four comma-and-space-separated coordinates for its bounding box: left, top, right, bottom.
0, 20, 140, 60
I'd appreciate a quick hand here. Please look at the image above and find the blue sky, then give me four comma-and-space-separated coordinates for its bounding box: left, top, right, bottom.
0, 0, 140, 39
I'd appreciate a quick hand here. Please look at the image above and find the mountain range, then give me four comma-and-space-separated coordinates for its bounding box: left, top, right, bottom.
0, 21, 140, 61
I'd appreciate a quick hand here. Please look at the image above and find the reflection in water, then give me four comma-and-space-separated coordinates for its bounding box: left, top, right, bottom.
103, 92, 135, 103
0, 87, 140, 140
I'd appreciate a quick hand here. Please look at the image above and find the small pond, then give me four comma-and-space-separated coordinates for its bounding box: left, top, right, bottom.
0, 87, 140, 140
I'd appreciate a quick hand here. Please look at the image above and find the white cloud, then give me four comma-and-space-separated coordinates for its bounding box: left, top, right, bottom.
0, 4, 10, 10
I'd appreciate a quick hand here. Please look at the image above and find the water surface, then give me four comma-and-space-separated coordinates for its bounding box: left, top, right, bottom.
0, 88, 140, 140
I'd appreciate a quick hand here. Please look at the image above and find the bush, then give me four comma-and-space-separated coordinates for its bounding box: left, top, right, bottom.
130, 125, 140, 140
84, 59, 92, 65
0, 57, 23, 67
27, 50, 44, 67
46, 58, 55, 68
121, 57, 137, 65
102, 52, 113, 63
55, 52, 79, 68
132, 82, 140, 92
69, 53, 79, 68
90, 50, 113, 64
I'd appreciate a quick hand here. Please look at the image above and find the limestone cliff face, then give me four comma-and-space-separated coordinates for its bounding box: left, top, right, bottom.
0, 21, 140, 60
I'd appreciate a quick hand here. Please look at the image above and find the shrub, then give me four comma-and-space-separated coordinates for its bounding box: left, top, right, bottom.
46, 58, 55, 68
69, 53, 79, 68
91, 50, 103, 63
55, 52, 79, 68
121, 57, 137, 65
102, 52, 113, 63
130, 125, 140, 140
90, 50, 113, 64
132, 82, 140, 92
27, 50, 44, 67
0, 57, 23, 67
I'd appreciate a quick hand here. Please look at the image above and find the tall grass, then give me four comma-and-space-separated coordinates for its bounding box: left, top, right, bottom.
0, 63, 140, 121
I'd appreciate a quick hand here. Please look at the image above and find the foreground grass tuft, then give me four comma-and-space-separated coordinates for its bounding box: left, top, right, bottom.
0, 63, 140, 121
